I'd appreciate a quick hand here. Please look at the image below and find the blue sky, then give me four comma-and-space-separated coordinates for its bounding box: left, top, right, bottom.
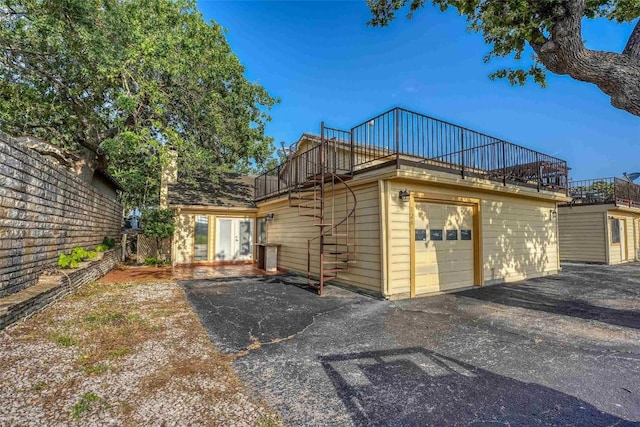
197, 1, 639, 180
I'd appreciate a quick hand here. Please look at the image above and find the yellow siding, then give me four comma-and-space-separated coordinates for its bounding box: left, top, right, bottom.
386, 181, 559, 296
607, 210, 640, 264
173, 213, 194, 265
171, 209, 257, 265
257, 183, 381, 293
558, 208, 606, 263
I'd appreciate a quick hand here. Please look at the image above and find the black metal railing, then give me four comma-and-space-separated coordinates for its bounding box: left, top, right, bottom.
566, 177, 640, 208
351, 107, 568, 192
254, 127, 353, 200
255, 107, 569, 201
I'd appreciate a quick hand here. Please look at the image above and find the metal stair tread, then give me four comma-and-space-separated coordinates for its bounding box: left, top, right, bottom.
322, 260, 356, 264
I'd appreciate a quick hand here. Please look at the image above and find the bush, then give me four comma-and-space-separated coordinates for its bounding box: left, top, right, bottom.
102, 237, 116, 249
58, 253, 79, 269
58, 247, 98, 269
141, 209, 175, 262
144, 257, 158, 266
71, 247, 97, 261
95, 244, 109, 252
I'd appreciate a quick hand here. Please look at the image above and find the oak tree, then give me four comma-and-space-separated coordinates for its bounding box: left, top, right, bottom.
0, 0, 277, 208
367, 0, 640, 117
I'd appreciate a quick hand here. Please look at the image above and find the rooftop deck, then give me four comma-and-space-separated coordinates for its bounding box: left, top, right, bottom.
255, 107, 569, 201
563, 177, 640, 209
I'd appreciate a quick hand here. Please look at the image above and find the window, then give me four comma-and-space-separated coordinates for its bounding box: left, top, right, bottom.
610, 218, 620, 244
430, 229, 443, 241
194, 215, 209, 261
257, 217, 267, 245
461, 230, 472, 241
446, 230, 458, 240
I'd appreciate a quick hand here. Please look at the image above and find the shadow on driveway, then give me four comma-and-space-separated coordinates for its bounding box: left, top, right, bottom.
321, 347, 632, 427
456, 282, 640, 330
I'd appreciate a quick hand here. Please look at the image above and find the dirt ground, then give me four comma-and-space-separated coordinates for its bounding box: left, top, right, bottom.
0, 272, 281, 427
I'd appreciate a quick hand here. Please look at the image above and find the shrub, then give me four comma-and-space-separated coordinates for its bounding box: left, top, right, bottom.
58, 253, 79, 269
141, 209, 175, 262
71, 247, 97, 262
58, 247, 97, 269
144, 257, 156, 266
102, 237, 116, 249
95, 244, 109, 252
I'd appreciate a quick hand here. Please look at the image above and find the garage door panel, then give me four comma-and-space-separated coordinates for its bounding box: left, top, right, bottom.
414, 201, 475, 295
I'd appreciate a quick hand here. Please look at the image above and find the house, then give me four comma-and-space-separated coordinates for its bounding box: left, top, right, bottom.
558, 177, 640, 264
166, 107, 570, 299
164, 171, 258, 265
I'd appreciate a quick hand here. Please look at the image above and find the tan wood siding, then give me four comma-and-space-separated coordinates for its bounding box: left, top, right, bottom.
171, 210, 257, 265
257, 183, 381, 293
386, 181, 559, 296
557, 209, 607, 263
174, 214, 194, 265
607, 210, 640, 264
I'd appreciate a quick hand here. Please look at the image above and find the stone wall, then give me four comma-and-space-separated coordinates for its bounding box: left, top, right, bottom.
0, 248, 120, 330
0, 132, 122, 297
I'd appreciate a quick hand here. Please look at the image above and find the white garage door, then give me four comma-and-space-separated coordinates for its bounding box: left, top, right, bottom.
414, 202, 474, 294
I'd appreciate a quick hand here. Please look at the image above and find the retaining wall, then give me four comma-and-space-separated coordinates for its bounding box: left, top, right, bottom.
0, 132, 122, 297
0, 248, 120, 330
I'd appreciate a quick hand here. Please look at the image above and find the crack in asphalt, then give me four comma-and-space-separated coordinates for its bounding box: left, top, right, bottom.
233, 301, 362, 358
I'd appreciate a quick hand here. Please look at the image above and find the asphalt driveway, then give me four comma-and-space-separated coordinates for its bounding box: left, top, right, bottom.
182, 264, 640, 426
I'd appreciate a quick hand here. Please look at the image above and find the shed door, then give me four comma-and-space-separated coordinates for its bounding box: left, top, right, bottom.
620, 219, 628, 261
414, 202, 474, 294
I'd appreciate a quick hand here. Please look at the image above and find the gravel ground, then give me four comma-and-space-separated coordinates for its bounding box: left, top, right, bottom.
0, 279, 281, 427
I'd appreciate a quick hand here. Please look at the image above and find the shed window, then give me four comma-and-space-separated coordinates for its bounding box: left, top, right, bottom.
610, 218, 620, 244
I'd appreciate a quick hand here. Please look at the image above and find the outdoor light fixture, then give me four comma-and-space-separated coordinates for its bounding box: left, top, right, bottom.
549, 209, 557, 219
265, 213, 275, 222
399, 189, 410, 202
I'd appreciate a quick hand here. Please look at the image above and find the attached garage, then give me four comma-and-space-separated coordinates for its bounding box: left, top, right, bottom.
384, 176, 566, 299
411, 199, 478, 296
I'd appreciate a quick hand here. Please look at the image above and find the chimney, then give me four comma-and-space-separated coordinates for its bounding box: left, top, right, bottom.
160, 149, 178, 209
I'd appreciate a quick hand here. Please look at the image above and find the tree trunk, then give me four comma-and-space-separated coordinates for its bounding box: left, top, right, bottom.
531, 3, 640, 117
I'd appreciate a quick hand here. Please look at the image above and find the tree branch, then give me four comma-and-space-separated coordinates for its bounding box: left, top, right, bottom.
530, 0, 640, 116
623, 19, 640, 58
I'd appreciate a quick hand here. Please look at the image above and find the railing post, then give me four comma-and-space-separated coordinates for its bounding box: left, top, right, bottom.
502, 141, 506, 186
536, 152, 541, 192
350, 129, 355, 175
277, 165, 281, 194
395, 108, 400, 169
460, 129, 465, 179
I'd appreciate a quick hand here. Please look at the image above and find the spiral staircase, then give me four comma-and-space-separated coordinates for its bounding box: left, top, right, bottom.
287, 123, 357, 296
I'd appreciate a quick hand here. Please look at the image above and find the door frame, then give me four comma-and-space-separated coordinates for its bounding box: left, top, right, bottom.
621, 218, 628, 261
214, 216, 254, 262
409, 192, 482, 298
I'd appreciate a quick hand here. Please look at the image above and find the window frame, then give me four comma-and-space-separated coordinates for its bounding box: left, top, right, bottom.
610, 218, 621, 245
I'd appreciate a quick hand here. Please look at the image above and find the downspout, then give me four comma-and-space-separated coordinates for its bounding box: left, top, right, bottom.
603, 211, 611, 264
555, 202, 561, 272
379, 179, 388, 298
